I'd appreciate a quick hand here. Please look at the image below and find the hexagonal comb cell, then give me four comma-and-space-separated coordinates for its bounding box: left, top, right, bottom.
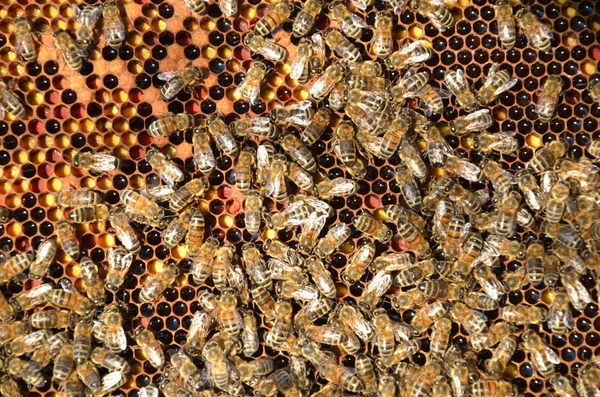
0, 0, 600, 395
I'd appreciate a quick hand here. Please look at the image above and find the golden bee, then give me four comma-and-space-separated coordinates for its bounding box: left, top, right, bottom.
521, 329, 560, 378
355, 354, 377, 395
410, 0, 455, 31
352, 213, 392, 242
306, 256, 336, 298
312, 223, 351, 259
76, 360, 101, 392
271, 100, 315, 128
473, 130, 518, 154
191, 129, 215, 177
310, 62, 346, 102
237, 61, 268, 106
148, 112, 195, 137
54, 28, 87, 72
108, 208, 141, 253
476, 63, 518, 106
385, 40, 433, 71
7, 358, 45, 388
56, 189, 102, 208
407, 362, 441, 397
318, 363, 363, 393
80, 256, 105, 305
536, 75, 562, 123
493, 0, 517, 49
372, 11, 393, 58
146, 147, 186, 186
515, 8, 553, 52
55, 220, 80, 260
28, 239, 57, 280
140, 261, 180, 303
14, 16, 38, 63
444, 68, 478, 112
102, 1, 126, 48
73, 151, 120, 173
298, 212, 327, 255
243, 33, 288, 62
292, 0, 323, 37
290, 38, 313, 84
231, 116, 280, 139
67, 204, 109, 224
265, 300, 293, 349
358, 270, 392, 311
328, 1, 366, 39
449, 108, 493, 135
342, 241, 375, 284
254, 1, 293, 36
158, 62, 204, 100
134, 326, 164, 368
547, 288, 574, 335
323, 28, 362, 62
121, 189, 164, 226
72, 5, 102, 47
468, 380, 517, 397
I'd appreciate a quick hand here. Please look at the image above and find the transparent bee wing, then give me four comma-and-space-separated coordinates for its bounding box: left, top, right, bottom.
116, 327, 127, 351
481, 63, 498, 89
537, 20, 554, 40
329, 178, 358, 195
426, 13, 447, 32
139, 385, 160, 397
301, 212, 327, 238
399, 40, 424, 54
311, 33, 325, 58
480, 277, 503, 300
74, 41, 88, 57
364, 270, 393, 297
303, 196, 331, 215
189, 310, 214, 338
72, 4, 82, 18
542, 345, 561, 365
289, 100, 313, 112
257, 145, 272, 169
265, 168, 285, 198
464, 108, 490, 121
494, 77, 518, 96
102, 371, 125, 390
90, 153, 119, 172
0, 105, 5, 120
22, 283, 53, 299
59, 278, 74, 292
157, 71, 180, 82
290, 52, 309, 80
349, 0, 370, 10
351, 13, 367, 28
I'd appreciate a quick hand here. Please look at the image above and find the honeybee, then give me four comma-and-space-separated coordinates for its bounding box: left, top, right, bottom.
398, 137, 428, 178
121, 189, 165, 226
79, 256, 105, 305
371, 309, 395, 360
296, 212, 326, 255
146, 148, 185, 187
184, 0, 207, 14
140, 261, 179, 303
324, 28, 362, 62
428, 317, 452, 362
473, 130, 518, 154
495, 191, 521, 237
450, 302, 488, 335
328, 1, 366, 39
133, 326, 164, 368
411, 301, 449, 335
104, 246, 132, 292
342, 241, 375, 284
354, 354, 377, 395
476, 63, 518, 106
306, 256, 336, 298
444, 155, 481, 182
315, 177, 358, 200
27, 239, 57, 281
318, 363, 363, 393
54, 28, 87, 72
333, 304, 373, 342
102, 1, 126, 48
378, 121, 406, 160
516, 171, 543, 211
73, 151, 120, 173
250, 284, 277, 322
265, 300, 293, 349
295, 298, 333, 329
192, 128, 217, 176
230, 116, 279, 139
561, 266, 592, 311
206, 115, 239, 157
148, 112, 195, 137
272, 102, 315, 130
52, 343, 75, 384
521, 329, 560, 378
290, 39, 313, 84
55, 220, 80, 260
288, 161, 315, 191
56, 189, 102, 208
515, 8, 553, 52
254, 1, 293, 36
385, 40, 433, 71
469, 379, 518, 397
7, 358, 45, 388
102, 304, 127, 353
264, 238, 304, 267
164, 208, 194, 249
293, 0, 323, 37
267, 200, 310, 231
500, 304, 546, 325
243, 33, 287, 62
107, 208, 140, 254
72, 5, 102, 47
390, 69, 433, 104
5, 329, 47, 357
536, 75, 562, 123
14, 16, 38, 63
242, 242, 271, 288
237, 62, 268, 106
410, 0, 455, 31
159, 63, 204, 103
490, 1, 517, 49
407, 362, 441, 397
170, 178, 209, 212
547, 288, 574, 335
469, 321, 512, 352
483, 335, 517, 376
276, 280, 319, 302
352, 213, 392, 242
332, 120, 357, 167
310, 62, 346, 102
183, 310, 216, 357
372, 11, 393, 58
77, 360, 101, 392
358, 270, 393, 311
449, 109, 493, 136
72, 319, 93, 366
444, 68, 478, 112
396, 218, 432, 258
191, 238, 219, 285
314, 223, 352, 259
67, 204, 109, 224
48, 280, 93, 318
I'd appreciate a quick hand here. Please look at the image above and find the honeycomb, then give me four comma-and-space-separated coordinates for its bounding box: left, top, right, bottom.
0, 0, 599, 395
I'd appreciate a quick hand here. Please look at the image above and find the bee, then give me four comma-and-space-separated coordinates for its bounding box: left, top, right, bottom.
371, 309, 395, 360
396, 218, 431, 259
243, 189, 263, 236
328, 1, 366, 39
290, 39, 313, 84
158, 63, 204, 102
54, 220, 80, 260
483, 335, 517, 376
272, 101, 315, 129
411, 301, 450, 335
104, 246, 133, 292
464, 290, 498, 311
315, 177, 358, 200
536, 75, 562, 123
469, 321, 513, 352
53, 343, 75, 383
314, 223, 352, 259
449, 109, 493, 136
450, 302, 488, 335
469, 379, 518, 397
294, 298, 333, 330
446, 183, 480, 215
332, 120, 357, 167
547, 288, 574, 335
545, 180, 570, 224
266, 200, 310, 232
192, 128, 217, 176
333, 304, 374, 342
148, 112, 195, 137
476, 63, 518, 106
544, 222, 584, 250
358, 270, 393, 311
5, 329, 47, 357
377, 122, 406, 160
107, 208, 140, 253
7, 358, 45, 388
215, 0, 238, 16
318, 363, 363, 393
288, 161, 315, 191
444, 68, 478, 112
76, 360, 101, 392
31, 331, 68, 367
516, 171, 543, 210
242, 242, 271, 288
184, 0, 207, 14
79, 256, 105, 305
276, 280, 319, 301
355, 354, 377, 395
407, 362, 441, 397
264, 155, 288, 203
206, 115, 239, 157
342, 241, 375, 284
54, 29, 87, 72
0, 290, 14, 323
473, 130, 518, 154
561, 266, 592, 311
310, 62, 346, 102
251, 284, 277, 322
293, 0, 323, 37
390, 68, 432, 103
170, 177, 209, 212
306, 256, 336, 298
264, 238, 304, 267
140, 261, 179, 303
102, 1, 126, 48
183, 310, 215, 357
521, 329, 560, 378
254, 1, 293, 36
385, 40, 433, 71
308, 32, 327, 75
396, 138, 427, 179
444, 155, 481, 182
243, 33, 288, 62
352, 213, 392, 242
133, 326, 164, 368
265, 300, 293, 349
411, 0, 455, 31
102, 304, 127, 353
72, 151, 120, 173
323, 28, 362, 62
443, 212, 470, 260
72, 5, 102, 47
219, 289, 243, 338
515, 8, 553, 52
56, 189, 102, 208
27, 239, 57, 280
121, 189, 165, 226
495, 191, 521, 237
159, 379, 194, 397
67, 204, 109, 224
500, 304, 546, 325
191, 237, 219, 285
145, 147, 185, 186
298, 212, 327, 255
429, 318, 452, 362
304, 324, 347, 346
372, 11, 393, 58
238, 310, 260, 358
163, 209, 193, 250
588, 80, 600, 106
231, 116, 279, 139
473, 265, 506, 300
237, 62, 268, 106
28, 308, 72, 330
14, 16, 38, 63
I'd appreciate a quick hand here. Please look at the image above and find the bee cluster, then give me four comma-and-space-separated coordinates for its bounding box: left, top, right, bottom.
0, 0, 599, 396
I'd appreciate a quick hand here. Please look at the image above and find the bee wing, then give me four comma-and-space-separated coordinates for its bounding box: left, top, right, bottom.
74, 41, 88, 57
493, 77, 518, 96
481, 63, 498, 89
386, 0, 409, 14
304, 196, 331, 215
257, 144, 272, 169
195, 151, 216, 172
537, 20, 554, 40
329, 178, 358, 195
90, 153, 119, 172
480, 277, 503, 300
311, 33, 325, 57
455, 68, 469, 88
116, 326, 127, 351
59, 278, 74, 292
265, 167, 285, 198
425, 13, 447, 32
364, 270, 393, 296
399, 40, 423, 54
189, 310, 214, 338
455, 159, 481, 182
23, 283, 53, 299
301, 212, 327, 237
464, 108, 490, 121
289, 100, 314, 112
102, 371, 125, 390
543, 345, 561, 364
157, 71, 180, 82
290, 52, 309, 80
139, 386, 160, 397
351, 13, 367, 28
